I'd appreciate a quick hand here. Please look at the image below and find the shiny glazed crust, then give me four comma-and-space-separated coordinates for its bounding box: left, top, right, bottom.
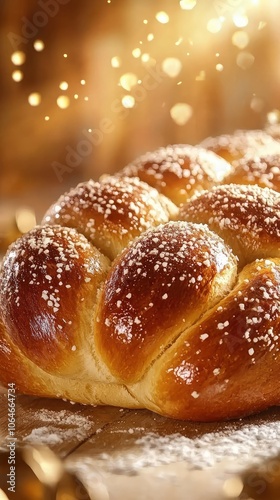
1, 154, 280, 421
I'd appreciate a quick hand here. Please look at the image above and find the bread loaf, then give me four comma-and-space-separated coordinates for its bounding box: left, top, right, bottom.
1, 142, 280, 421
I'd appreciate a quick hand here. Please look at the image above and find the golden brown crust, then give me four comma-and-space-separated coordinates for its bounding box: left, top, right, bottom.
95, 221, 237, 384
131, 259, 280, 421
224, 154, 280, 191
2, 155, 280, 421
117, 145, 232, 206
0, 225, 111, 379
179, 184, 280, 267
200, 130, 280, 164
42, 176, 178, 260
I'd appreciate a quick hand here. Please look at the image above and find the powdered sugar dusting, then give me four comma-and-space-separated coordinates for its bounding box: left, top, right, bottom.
42, 176, 176, 259
119, 144, 232, 205
22, 409, 92, 446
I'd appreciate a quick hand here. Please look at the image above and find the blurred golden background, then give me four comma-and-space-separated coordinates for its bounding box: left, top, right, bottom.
1, 0, 280, 250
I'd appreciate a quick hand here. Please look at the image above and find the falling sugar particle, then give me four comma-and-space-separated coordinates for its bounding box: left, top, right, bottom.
170, 103, 193, 125
57, 95, 70, 109
28, 93, 41, 106
45, 116, 50, 121
147, 33, 154, 41
11, 51, 26, 66
143, 19, 148, 24
74, 94, 79, 99
33, 40, 45, 52
162, 57, 182, 78
63, 53, 68, 58
155, 11, 169, 24
216, 63, 224, 72
81, 79, 86, 85
175, 37, 183, 46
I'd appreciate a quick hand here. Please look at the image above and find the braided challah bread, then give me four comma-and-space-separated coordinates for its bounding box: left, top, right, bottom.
1, 144, 280, 421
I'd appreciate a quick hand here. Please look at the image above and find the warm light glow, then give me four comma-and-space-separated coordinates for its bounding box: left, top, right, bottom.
175, 37, 183, 46
143, 19, 148, 24
12, 70, 23, 82
195, 70, 206, 81
233, 12, 249, 28
0, 490, 9, 500
141, 53, 151, 63
59, 81, 68, 90
222, 476, 243, 497
84, 96, 89, 101
57, 95, 70, 109
119, 73, 138, 91
63, 53, 68, 58
180, 0, 197, 10
232, 31, 249, 49
81, 79, 86, 85
132, 48, 141, 58
155, 11, 169, 24
207, 18, 222, 33
147, 33, 154, 41
267, 109, 280, 125
11, 51, 26, 65
170, 103, 193, 125
33, 39, 45, 51
250, 96, 264, 112
111, 56, 121, 68
16, 208, 36, 233
28, 93, 41, 106
236, 51, 255, 69
74, 94, 79, 99
45, 116, 50, 121
122, 95, 135, 108
216, 63, 224, 71
162, 58, 182, 78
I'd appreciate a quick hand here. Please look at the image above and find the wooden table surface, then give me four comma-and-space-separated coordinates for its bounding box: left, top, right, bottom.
1, 392, 280, 499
